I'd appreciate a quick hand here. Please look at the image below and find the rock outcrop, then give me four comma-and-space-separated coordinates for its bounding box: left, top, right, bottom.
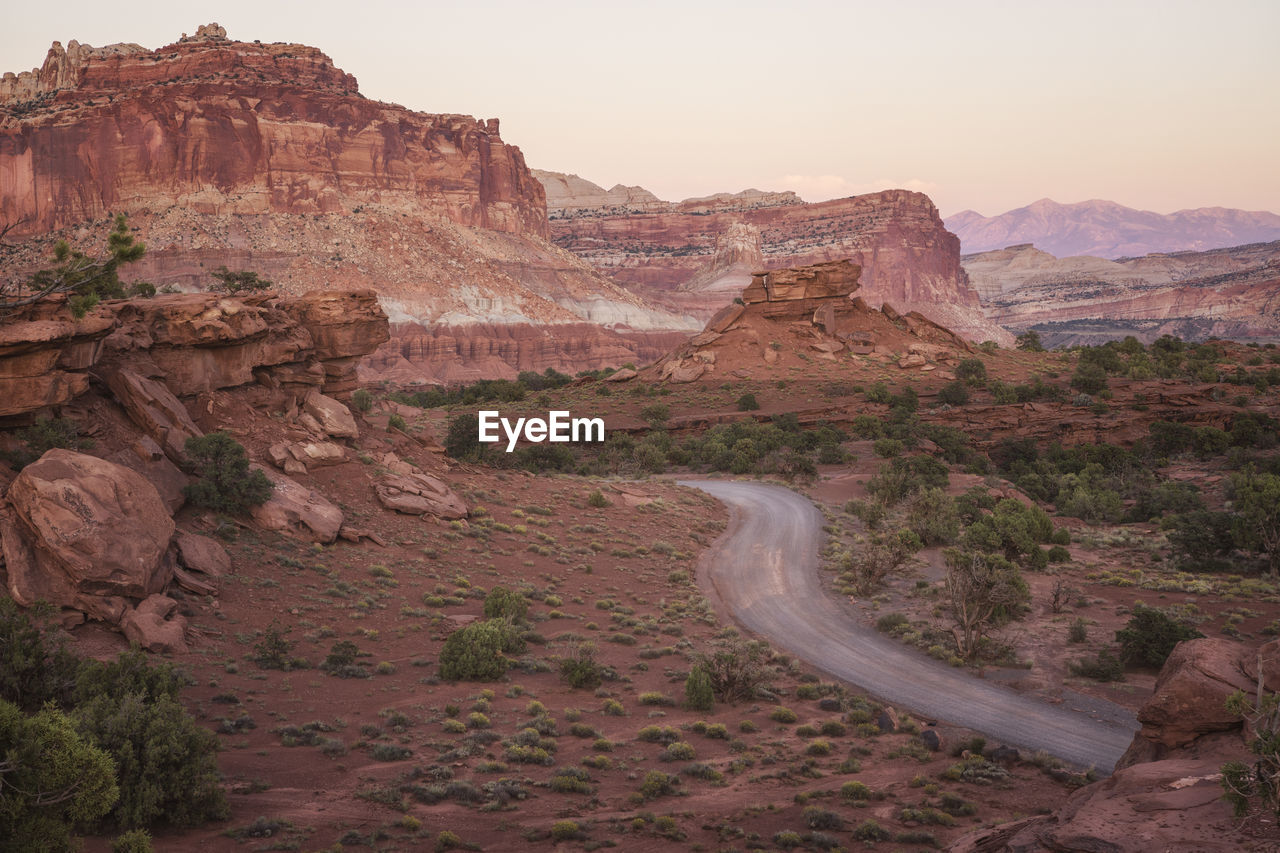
0, 289, 389, 419
1118, 638, 1278, 768
2, 449, 174, 622
949, 638, 1278, 852
966, 240, 1280, 345
537, 173, 1009, 344
374, 453, 468, 520
250, 465, 344, 543
650, 259, 973, 383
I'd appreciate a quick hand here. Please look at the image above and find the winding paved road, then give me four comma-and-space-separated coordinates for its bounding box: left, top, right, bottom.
680, 479, 1138, 772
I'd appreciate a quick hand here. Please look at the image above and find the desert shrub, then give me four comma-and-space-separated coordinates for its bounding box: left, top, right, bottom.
251, 622, 307, 671
737, 393, 760, 411
1068, 618, 1088, 644
550, 819, 583, 840
1069, 649, 1125, 682
5, 416, 93, 468
557, 642, 606, 689
937, 381, 970, 406
769, 707, 798, 724
660, 742, 696, 762
586, 489, 610, 508
1220, 687, 1280, 819
689, 638, 771, 703
1071, 362, 1108, 395
684, 665, 715, 712
73, 651, 228, 829
440, 619, 526, 681
483, 587, 529, 622
955, 358, 988, 385
182, 432, 272, 514
1116, 606, 1203, 668
638, 771, 679, 799
0, 600, 81, 712
640, 404, 670, 428
852, 819, 891, 841
867, 455, 949, 505
444, 412, 485, 461
111, 829, 153, 853
350, 388, 373, 412
1164, 509, 1237, 571
906, 487, 961, 546
210, 266, 271, 293
961, 498, 1054, 567
320, 640, 368, 678
0, 700, 118, 848
1015, 330, 1044, 351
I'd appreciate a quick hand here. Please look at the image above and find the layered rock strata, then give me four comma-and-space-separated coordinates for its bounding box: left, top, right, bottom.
0, 26, 695, 382
965, 240, 1280, 345
537, 171, 1009, 344
650, 259, 973, 383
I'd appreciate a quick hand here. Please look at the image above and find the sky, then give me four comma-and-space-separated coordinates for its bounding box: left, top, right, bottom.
4, 0, 1278, 217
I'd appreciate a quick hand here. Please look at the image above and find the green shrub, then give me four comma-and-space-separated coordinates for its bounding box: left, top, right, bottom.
350, 389, 373, 412
111, 829, 153, 853
587, 490, 610, 508
1116, 606, 1204, 668
182, 432, 272, 514
483, 587, 529, 622
638, 770, 679, 799
852, 819, 891, 841
1069, 648, 1125, 682
440, 620, 526, 681
955, 358, 988, 385
558, 642, 606, 689
737, 393, 760, 411
938, 381, 970, 406
683, 665, 715, 712
769, 707, 798, 724
210, 267, 271, 293
0, 700, 118, 847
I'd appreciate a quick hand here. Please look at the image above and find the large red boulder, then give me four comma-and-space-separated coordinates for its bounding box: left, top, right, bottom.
3, 449, 174, 617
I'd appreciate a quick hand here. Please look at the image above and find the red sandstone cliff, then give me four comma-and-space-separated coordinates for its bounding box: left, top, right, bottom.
1, 25, 695, 382
538, 172, 1009, 344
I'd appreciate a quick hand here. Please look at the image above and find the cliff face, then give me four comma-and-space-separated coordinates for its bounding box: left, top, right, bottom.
0, 25, 695, 384
538, 172, 1009, 344
0, 25, 545, 238
967, 240, 1280, 344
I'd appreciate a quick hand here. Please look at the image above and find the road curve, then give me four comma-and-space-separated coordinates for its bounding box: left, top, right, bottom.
680, 479, 1138, 772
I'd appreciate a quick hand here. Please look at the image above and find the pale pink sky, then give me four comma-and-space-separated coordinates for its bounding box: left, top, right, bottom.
5, 0, 1277, 216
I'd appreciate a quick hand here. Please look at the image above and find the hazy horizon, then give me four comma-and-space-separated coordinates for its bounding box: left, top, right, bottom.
4, 0, 1277, 218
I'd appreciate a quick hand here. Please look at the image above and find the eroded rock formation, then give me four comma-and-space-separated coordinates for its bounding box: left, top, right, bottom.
650, 259, 973, 383
537, 171, 1009, 344
0, 289, 389, 420
0, 26, 695, 380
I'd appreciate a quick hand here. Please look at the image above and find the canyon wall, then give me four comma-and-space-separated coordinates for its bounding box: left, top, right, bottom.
538, 171, 1010, 344
1, 25, 696, 383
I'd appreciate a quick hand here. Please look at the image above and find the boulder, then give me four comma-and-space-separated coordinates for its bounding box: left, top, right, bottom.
5, 449, 174, 611
249, 466, 343, 543
302, 389, 358, 439
920, 729, 943, 751
97, 366, 201, 463
604, 367, 638, 382
120, 594, 188, 654
110, 436, 188, 513
1119, 638, 1256, 767
876, 707, 900, 733
268, 440, 347, 473
175, 533, 231, 578
375, 471, 468, 520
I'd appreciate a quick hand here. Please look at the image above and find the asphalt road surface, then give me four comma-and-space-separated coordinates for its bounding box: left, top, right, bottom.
680, 479, 1138, 772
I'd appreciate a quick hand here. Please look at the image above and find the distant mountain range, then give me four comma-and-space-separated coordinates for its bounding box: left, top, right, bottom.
946, 198, 1280, 259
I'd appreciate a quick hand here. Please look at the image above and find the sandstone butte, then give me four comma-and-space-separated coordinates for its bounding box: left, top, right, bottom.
0, 23, 696, 383
537, 170, 1014, 346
